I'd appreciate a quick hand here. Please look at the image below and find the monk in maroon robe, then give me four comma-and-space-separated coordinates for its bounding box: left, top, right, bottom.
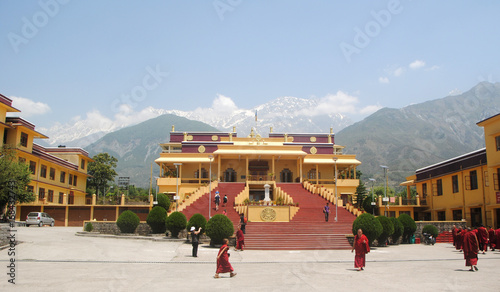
214, 238, 236, 278
452, 225, 458, 247
476, 225, 488, 253
496, 228, 500, 249
463, 228, 479, 271
488, 226, 496, 251
456, 228, 464, 251
351, 229, 370, 271
235, 225, 245, 251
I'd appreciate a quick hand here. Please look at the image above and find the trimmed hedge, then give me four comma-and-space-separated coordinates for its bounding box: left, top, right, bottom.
166, 211, 187, 238
146, 206, 167, 234
84, 222, 93, 232
376, 215, 394, 246
205, 214, 234, 245
187, 213, 207, 233
422, 224, 439, 238
157, 193, 171, 210
352, 213, 382, 245
398, 213, 417, 243
390, 217, 404, 244
116, 210, 140, 233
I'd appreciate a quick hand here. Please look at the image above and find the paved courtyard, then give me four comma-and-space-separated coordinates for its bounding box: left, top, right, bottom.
1, 226, 499, 291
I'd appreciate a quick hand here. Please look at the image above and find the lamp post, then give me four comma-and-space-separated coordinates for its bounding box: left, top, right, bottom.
208, 155, 214, 218
369, 178, 376, 215
153, 177, 159, 205
174, 163, 182, 211
333, 157, 338, 222
380, 165, 389, 216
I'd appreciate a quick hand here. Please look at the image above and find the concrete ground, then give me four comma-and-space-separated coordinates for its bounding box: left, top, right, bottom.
1, 227, 499, 291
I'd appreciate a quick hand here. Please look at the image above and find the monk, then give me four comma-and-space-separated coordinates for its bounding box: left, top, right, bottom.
351, 229, 370, 271
455, 228, 464, 251
487, 226, 495, 251
496, 228, 500, 250
214, 238, 236, 278
452, 225, 458, 247
476, 225, 488, 253
462, 227, 479, 271
235, 225, 245, 251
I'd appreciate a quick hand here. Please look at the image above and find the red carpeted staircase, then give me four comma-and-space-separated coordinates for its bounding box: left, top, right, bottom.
243, 183, 356, 250
436, 231, 453, 243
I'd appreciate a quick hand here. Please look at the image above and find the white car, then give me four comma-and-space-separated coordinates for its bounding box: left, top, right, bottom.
26, 212, 55, 227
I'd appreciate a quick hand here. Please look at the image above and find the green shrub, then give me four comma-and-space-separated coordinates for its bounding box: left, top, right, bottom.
390, 217, 404, 244
376, 215, 394, 246
146, 206, 167, 234
187, 213, 207, 233
165, 211, 187, 237
84, 222, 93, 232
422, 224, 439, 238
351, 213, 382, 245
116, 210, 140, 233
398, 213, 417, 243
362, 195, 377, 215
205, 214, 234, 245
157, 193, 171, 210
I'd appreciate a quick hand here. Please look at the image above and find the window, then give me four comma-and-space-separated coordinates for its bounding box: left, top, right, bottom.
68, 191, 74, 205
27, 185, 34, 194
422, 183, 427, 197
81, 159, 85, 170
470, 170, 478, 190
452, 175, 459, 193
496, 135, 500, 151
69, 174, 73, 185
437, 211, 446, 221
40, 165, 47, 178
48, 190, 54, 202
436, 179, 443, 196
20, 132, 28, 147
29, 161, 36, 175
3, 129, 7, 144
60, 171, 66, 183
38, 188, 45, 200
73, 175, 77, 186
58, 192, 64, 204
49, 168, 55, 180
453, 209, 462, 221
495, 169, 500, 191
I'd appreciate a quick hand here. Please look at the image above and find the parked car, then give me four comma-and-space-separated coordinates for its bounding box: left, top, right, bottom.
26, 212, 55, 227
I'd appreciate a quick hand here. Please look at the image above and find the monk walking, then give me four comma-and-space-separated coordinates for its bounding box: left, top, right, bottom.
463, 227, 479, 272
452, 225, 458, 247
476, 225, 488, 253
488, 226, 496, 251
456, 228, 464, 252
235, 225, 245, 251
214, 238, 237, 278
351, 229, 370, 271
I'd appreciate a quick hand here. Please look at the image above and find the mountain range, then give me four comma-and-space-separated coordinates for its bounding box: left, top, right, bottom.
79, 82, 499, 189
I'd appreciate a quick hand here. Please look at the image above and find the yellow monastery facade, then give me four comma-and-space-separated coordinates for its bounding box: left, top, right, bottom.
155, 126, 362, 213
1, 94, 93, 217
403, 113, 500, 228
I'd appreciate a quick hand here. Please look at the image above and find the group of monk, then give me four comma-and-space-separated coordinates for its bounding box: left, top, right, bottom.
452, 224, 500, 272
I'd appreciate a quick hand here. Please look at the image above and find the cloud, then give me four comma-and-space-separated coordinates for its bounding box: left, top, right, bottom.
297, 91, 379, 117
9, 96, 51, 117
409, 60, 425, 69
379, 77, 390, 84
393, 67, 405, 77
360, 104, 382, 115
448, 88, 462, 96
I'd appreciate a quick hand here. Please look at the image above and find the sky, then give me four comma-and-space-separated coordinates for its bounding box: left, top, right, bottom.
1, 1, 499, 136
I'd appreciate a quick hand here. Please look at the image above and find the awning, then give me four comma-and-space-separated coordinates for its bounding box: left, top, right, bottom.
213, 149, 307, 156
155, 157, 212, 164
303, 158, 361, 165
400, 180, 415, 186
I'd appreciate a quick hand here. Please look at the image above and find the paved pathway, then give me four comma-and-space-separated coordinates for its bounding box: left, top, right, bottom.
1, 227, 499, 291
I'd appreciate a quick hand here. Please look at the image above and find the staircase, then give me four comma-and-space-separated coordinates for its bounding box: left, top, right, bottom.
180, 183, 245, 225
243, 183, 356, 250
436, 231, 453, 243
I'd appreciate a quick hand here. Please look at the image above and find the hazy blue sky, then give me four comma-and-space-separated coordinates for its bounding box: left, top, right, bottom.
1, 1, 499, 133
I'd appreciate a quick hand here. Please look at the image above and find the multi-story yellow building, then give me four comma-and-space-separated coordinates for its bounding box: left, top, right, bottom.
403, 113, 500, 228
1, 94, 93, 225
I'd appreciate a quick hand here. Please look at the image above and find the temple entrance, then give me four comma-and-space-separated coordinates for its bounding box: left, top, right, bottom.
223, 168, 237, 182
280, 169, 293, 182
249, 160, 269, 180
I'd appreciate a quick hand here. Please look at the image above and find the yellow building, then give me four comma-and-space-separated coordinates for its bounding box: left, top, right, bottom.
403, 112, 500, 228
1, 94, 93, 224
155, 126, 362, 220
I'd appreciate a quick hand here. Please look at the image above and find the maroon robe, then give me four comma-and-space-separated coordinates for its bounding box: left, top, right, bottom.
496, 229, 500, 249
463, 230, 479, 267
456, 229, 464, 250
452, 227, 458, 246
476, 227, 488, 251
236, 229, 245, 250
353, 234, 370, 268
488, 228, 496, 250
216, 244, 234, 273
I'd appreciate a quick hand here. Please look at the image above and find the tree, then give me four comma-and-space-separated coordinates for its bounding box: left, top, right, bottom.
87, 153, 118, 199
0, 146, 35, 215
354, 179, 367, 208
352, 213, 382, 245
398, 213, 417, 243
